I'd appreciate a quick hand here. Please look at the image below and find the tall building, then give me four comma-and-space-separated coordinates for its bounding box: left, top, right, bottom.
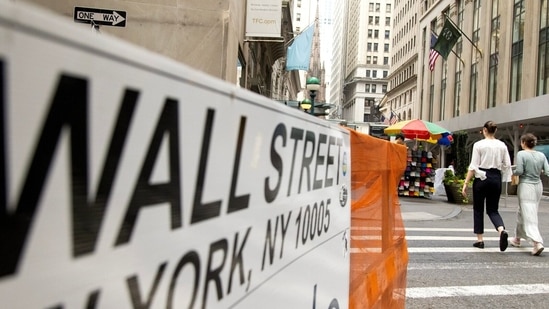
329, 0, 347, 119
318, 0, 335, 100
383, 0, 419, 122
412, 0, 548, 159
332, 0, 393, 124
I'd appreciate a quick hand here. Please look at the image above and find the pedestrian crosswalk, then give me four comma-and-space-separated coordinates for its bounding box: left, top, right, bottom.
405, 227, 549, 302
407, 283, 549, 299
405, 228, 535, 253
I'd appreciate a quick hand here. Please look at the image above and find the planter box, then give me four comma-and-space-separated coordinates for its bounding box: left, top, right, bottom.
444, 183, 473, 204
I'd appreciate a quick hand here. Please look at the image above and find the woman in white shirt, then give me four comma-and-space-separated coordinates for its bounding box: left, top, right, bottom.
508, 133, 549, 256
462, 121, 512, 251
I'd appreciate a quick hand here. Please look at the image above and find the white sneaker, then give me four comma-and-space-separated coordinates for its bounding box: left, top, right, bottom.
509, 237, 521, 247
532, 243, 544, 256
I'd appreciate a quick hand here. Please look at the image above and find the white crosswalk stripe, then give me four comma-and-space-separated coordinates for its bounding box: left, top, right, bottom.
407, 283, 549, 299
405, 226, 549, 300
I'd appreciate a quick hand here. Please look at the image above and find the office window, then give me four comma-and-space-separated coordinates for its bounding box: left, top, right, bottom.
382, 85, 387, 93
386, 17, 391, 26
367, 56, 372, 64
369, 3, 374, 11
374, 43, 378, 52
376, 3, 380, 12
454, 69, 462, 117
488, 54, 499, 107
366, 70, 371, 77
538, 0, 549, 95
383, 57, 389, 65
369, 16, 374, 25
386, 4, 391, 13
365, 84, 371, 92
451, 2, 464, 117
385, 30, 390, 39
469, 63, 478, 112
374, 30, 379, 38
375, 16, 380, 25
489, 0, 500, 107
372, 70, 377, 78
373, 56, 378, 64
384, 43, 389, 52
372, 84, 377, 93
383, 70, 388, 77
472, 0, 481, 43
368, 29, 373, 38
367, 43, 372, 51
510, 0, 524, 102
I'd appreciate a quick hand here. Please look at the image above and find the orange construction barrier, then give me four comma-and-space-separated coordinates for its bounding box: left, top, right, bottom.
348, 129, 408, 308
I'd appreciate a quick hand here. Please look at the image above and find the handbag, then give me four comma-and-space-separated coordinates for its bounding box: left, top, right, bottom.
511, 175, 519, 185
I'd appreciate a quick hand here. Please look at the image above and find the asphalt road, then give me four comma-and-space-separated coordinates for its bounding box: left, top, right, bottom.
404, 196, 549, 308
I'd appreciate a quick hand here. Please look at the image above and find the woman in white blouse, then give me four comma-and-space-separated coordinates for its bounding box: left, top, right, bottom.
462, 121, 512, 251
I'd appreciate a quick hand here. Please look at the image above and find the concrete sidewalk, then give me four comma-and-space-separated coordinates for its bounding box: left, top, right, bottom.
399, 193, 549, 221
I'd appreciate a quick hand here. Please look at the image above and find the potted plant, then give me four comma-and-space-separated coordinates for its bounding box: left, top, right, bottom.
443, 169, 473, 204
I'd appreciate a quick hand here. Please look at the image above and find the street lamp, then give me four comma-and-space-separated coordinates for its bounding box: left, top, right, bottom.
306, 76, 321, 115
300, 98, 312, 112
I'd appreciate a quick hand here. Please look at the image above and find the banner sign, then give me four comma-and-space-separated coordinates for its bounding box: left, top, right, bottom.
0, 3, 350, 308
245, 0, 282, 38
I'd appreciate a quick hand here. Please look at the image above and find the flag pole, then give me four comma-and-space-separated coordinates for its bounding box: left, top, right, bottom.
451, 50, 465, 65
284, 20, 316, 47
443, 13, 483, 58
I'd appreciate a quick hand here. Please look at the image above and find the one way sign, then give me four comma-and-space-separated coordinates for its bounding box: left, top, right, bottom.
74, 6, 127, 27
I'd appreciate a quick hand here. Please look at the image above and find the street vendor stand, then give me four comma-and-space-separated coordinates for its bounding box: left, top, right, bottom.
384, 119, 453, 198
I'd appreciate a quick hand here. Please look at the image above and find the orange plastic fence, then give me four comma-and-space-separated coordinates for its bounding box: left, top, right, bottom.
348, 129, 408, 309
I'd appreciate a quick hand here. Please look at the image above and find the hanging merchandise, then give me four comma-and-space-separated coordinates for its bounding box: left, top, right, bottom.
399, 146, 437, 198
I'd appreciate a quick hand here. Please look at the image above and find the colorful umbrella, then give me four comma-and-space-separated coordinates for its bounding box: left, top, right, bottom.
384, 119, 453, 144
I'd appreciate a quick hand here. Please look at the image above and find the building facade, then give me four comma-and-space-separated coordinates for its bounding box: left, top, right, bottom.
414, 0, 549, 158
21, 0, 309, 104
333, 0, 393, 125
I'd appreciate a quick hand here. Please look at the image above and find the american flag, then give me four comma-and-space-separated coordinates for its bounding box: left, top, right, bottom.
428, 32, 440, 71
389, 112, 398, 125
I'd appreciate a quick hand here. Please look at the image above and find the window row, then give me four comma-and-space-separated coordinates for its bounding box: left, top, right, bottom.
366, 56, 390, 65
367, 29, 391, 39
363, 84, 388, 93
368, 3, 392, 13
390, 63, 415, 89
365, 69, 389, 78
367, 43, 390, 53
368, 16, 391, 27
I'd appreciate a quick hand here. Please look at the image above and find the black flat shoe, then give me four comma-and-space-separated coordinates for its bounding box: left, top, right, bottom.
500, 230, 509, 252
473, 241, 484, 249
